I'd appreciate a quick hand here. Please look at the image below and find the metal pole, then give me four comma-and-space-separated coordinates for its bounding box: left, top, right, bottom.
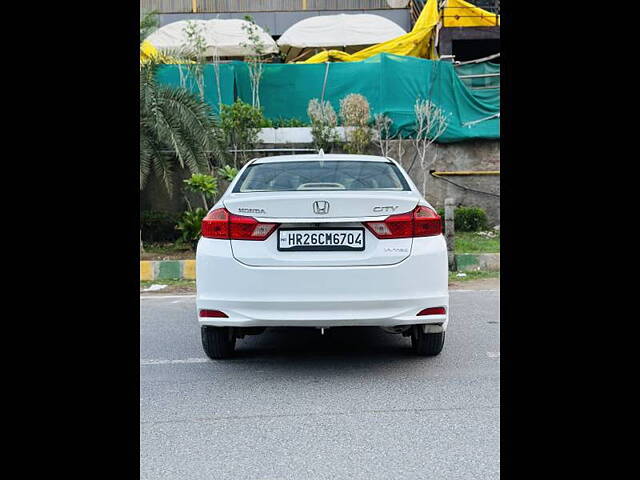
457, 73, 501, 79
444, 198, 456, 271
320, 62, 330, 103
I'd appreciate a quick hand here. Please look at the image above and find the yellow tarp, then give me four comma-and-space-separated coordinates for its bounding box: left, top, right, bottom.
143, 0, 498, 65
140, 40, 158, 62
299, 0, 440, 63
140, 40, 193, 65
443, 0, 500, 27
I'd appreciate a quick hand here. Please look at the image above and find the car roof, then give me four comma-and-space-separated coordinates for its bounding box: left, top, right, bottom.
251, 154, 393, 164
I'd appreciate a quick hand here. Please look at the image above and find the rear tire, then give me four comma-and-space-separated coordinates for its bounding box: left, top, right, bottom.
411, 327, 445, 356
201, 326, 235, 359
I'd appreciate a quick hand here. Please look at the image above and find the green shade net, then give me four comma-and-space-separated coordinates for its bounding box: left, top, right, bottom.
454, 61, 500, 105
157, 53, 499, 142
455, 61, 500, 88
155, 64, 236, 116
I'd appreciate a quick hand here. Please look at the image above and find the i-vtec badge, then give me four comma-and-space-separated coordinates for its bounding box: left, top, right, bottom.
373, 206, 399, 213
238, 208, 266, 214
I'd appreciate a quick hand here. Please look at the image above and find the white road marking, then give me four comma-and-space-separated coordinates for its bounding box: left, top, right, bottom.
140, 358, 209, 365
451, 289, 499, 293
140, 294, 196, 300
487, 352, 500, 358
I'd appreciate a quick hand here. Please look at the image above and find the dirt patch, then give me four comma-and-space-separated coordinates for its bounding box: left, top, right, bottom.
140, 285, 196, 295
449, 277, 500, 290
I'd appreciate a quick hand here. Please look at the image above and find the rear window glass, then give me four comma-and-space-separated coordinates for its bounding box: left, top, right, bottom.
233, 161, 410, 193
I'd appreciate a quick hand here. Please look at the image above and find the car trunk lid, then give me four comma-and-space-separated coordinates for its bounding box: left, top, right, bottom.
225, 191, 420, 267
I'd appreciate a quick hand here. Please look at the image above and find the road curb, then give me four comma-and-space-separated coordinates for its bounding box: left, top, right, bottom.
140, 254, 500, 281
140, 259, 196, 281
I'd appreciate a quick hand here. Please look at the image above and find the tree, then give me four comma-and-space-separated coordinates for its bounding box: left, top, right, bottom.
183, 173, 218, 210
412, 98, 450, 196
218, 100, 264, 167
139, 12, 220, 196
307, 99, 339, 153
140, 60, 218, 196
140, 10, 159, 44
339, 94, 373, 155
373, 113, 394, 157
240, 16, 268, 108
180, 20, 207, 100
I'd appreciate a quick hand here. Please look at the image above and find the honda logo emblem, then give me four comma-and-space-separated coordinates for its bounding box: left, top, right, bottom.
313, 201, 330, 214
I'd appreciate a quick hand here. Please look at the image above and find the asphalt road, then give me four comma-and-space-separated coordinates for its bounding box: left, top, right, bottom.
140, 289, 500, 480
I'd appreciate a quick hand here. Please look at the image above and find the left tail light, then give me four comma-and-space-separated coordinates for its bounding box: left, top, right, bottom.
201, 207, 279, 241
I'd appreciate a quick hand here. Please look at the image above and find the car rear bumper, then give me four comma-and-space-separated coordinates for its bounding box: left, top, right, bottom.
196, 236, 449, 329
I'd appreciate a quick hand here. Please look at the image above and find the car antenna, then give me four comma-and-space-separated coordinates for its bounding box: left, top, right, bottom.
318, 148, 324, 167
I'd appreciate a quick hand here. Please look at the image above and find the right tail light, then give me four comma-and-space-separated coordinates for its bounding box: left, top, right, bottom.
364, 206, 442, 239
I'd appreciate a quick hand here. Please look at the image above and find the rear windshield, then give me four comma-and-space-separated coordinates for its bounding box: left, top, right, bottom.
233, 161, 410, 193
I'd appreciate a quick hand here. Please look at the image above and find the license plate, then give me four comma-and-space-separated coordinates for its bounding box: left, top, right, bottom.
277, 228, 365, 251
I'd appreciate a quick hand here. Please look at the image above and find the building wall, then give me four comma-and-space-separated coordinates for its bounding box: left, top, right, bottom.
156, 9, 411, 35
389, 139, 500, 225
438, 26, 500, 57
142, 1, 398, 13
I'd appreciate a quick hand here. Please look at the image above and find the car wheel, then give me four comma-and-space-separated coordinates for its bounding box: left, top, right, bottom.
201, 326, 235, 359
411, 327, 445, 356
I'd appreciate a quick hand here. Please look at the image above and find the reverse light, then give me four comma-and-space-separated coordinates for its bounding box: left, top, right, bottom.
199, 309, 228, 318
417, 307, 446, 316
201, 208, 279, 240
364, 206, 442, 239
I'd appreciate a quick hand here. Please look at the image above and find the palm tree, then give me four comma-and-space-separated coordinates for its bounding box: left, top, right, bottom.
140, 9, 159, 44
139, 11, 219, 195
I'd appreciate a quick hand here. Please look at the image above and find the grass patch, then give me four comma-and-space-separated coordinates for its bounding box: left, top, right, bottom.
141, 230, 500, 259
141, 279, 195, 289
449, 270, 500, 282
141, 274, 498, 290
455, 231, 500, 253
141, 242, 194, 260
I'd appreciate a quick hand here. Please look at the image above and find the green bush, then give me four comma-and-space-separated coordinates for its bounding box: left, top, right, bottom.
340, 93, 372, 154
217, 165, 239, 182
435, 206, 488, 232
141, 211, 180, 243
183, 173, 218, 210
307, 98, 339, 152
454, 207, 488, 231
272, 117, 307, 128
219, 100, 264, 165
176, 208, 208, 247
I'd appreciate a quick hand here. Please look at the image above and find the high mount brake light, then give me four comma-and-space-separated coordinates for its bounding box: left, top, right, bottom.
363, 206, 442, 239
201, 208, 279, 241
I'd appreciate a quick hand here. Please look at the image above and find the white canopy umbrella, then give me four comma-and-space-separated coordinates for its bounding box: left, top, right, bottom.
146, 19, 278, 58
277, 14, 406, 61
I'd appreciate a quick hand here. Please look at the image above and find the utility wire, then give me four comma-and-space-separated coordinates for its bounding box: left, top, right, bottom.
429, 171, 500, 197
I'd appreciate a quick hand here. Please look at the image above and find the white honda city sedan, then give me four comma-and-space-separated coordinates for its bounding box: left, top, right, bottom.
196, 154, 449, 359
